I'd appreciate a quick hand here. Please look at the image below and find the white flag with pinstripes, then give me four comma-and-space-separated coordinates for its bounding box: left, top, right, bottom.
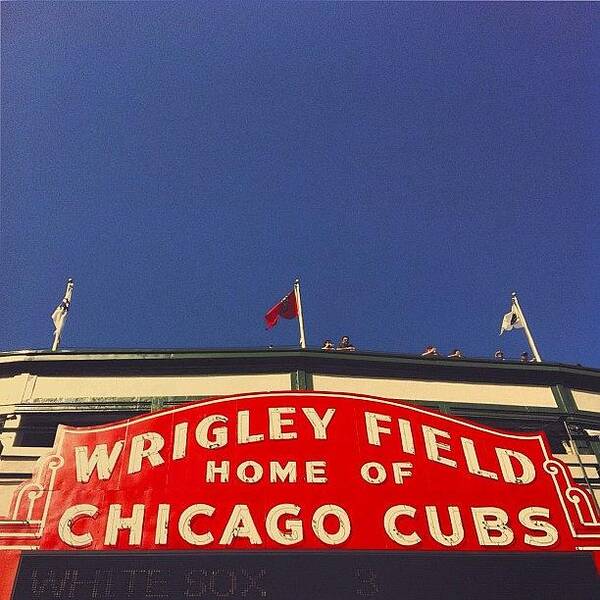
500, 302, 523, 334
51, 279, 74, 343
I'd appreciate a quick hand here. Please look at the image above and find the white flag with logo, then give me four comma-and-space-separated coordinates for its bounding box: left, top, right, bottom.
500, 305, 523, 334
52, 279, 74, 340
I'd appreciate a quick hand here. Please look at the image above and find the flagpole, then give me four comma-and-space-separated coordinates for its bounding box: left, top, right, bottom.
512, 292, 542, 362
51, 332, 60, 352
293, 278, 306, 349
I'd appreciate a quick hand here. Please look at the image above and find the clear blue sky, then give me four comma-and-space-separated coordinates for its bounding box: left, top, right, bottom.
1, 2, 598, 366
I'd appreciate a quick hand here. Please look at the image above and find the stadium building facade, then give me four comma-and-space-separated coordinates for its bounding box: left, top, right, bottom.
1, 348, 600, 599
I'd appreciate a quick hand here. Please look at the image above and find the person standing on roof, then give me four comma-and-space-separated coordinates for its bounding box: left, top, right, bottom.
421, 346, 439, 358
337, 336, 356, 351
321, 339, 335, 351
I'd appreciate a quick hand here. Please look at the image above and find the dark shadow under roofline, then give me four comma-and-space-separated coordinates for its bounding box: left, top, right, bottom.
0, 347, 599, 393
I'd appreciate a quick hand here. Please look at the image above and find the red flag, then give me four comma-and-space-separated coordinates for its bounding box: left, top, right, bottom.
264, 290, 298, 329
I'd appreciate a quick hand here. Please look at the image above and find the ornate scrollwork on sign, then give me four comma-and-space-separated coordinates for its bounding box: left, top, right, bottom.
0, 453, 64, 548
544, 458, 600, 539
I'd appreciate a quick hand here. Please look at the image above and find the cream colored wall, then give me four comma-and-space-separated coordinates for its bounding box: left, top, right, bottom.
313, 375, 556, 407
31, 373, 293, 398
0, 373, 292, 411
0, 374, 34, 414
573, 390, 600, 413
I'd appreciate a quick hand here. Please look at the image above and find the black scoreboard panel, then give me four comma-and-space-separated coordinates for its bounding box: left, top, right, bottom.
11, 552, 600, 600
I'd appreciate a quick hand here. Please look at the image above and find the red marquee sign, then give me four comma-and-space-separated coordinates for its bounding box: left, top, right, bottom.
2, 391, 600, 557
